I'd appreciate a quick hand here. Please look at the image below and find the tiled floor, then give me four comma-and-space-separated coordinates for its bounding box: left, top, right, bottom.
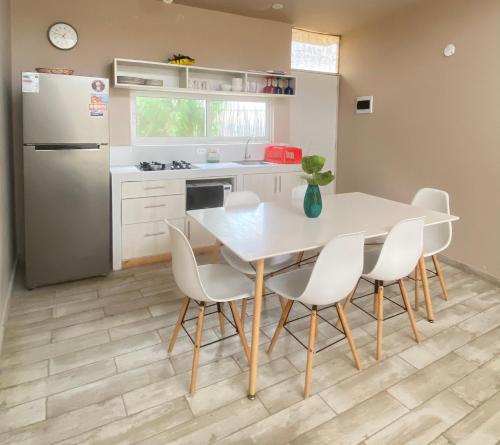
0, 256, 499, 444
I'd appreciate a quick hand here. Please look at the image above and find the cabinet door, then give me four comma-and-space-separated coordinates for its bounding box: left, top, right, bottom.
186, 218, 216, 249
277, 172, 305, 204
243, 173, 277, 202
122, 218, 184, 260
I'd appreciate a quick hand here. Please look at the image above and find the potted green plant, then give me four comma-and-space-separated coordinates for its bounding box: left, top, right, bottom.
301, 155, 335, 218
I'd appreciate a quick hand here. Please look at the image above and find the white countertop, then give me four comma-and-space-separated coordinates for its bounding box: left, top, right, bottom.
110, 162, 302, 181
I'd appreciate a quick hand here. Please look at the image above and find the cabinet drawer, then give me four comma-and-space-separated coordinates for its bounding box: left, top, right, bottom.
122, 179, 185, 199
122, 195, 185, 224
122, 219, 184, 260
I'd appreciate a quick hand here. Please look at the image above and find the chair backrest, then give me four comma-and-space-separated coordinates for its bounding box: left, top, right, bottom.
411, 188, 452, 255
299, 232, 365, 306
366, 217, 424, 282
166, 220, 208, 302
224, 191, 260, 208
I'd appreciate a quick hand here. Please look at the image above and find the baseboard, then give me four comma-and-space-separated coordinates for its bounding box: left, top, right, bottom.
438, 254, 500, 287
0, 257, 18, 356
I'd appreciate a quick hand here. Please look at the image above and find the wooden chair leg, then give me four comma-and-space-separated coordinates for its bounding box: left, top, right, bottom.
278, 295, 286, 311
229, 301, 251, 362
398, 279, 421, 343
241, 298, 248, 325
432, 255, 449, 301
374, 280, 380, 316
217, 303, 225, 336
414, 266, 420, 310
336, 303, 361, 370
418, 256, 435, 322
267, 300, 294, 353
335, 280, 359, 329
190, 303, 205, 395
304, 306, 318, 398
376, 286, 384, 361
168, 296, 190, 353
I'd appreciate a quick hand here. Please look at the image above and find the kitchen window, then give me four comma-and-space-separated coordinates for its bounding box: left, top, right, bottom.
291, 28, 340, 74
131, 93, 270, 145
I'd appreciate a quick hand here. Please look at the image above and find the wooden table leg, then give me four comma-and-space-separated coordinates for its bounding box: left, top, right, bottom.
418, 256, 434, 322
248, 258, 264, 400
213, 240, 221, 263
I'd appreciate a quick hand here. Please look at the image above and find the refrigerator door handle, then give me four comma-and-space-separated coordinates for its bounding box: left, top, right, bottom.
33, 144, 102, 151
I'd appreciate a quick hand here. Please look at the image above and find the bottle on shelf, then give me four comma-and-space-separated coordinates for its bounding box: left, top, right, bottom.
271, 77, 278, 94
276, 78, 283, 94
263, 77, 273, 94
284, 78, 294, 95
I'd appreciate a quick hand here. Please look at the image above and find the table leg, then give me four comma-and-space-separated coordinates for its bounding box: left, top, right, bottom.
418, 256, 434, 322
213, 240, 221, 263
248, 258, 264, 400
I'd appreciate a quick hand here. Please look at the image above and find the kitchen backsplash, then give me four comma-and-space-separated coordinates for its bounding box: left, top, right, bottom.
110, 143, 271, 166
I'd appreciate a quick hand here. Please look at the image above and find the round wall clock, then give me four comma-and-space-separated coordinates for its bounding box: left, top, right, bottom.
47, 22, 78, 50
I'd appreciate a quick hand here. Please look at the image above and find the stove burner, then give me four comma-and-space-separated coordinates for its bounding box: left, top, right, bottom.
170, 160, 193, 170
138, 161, 166, 171
138, 160, 193, 171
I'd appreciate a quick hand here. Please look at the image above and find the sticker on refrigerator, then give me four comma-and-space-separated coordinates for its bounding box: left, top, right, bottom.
89, 93, 107, 117
22, 72, 39, 93
91, 79, 106, 92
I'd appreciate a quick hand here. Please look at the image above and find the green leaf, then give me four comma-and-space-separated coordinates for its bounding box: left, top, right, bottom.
312, 171, 335, 186
302, 155, 326, 174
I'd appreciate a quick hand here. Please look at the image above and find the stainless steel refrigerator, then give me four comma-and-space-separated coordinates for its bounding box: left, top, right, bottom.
22, 73, 111, 288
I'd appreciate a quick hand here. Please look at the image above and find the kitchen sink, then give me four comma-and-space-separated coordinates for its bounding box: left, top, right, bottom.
235, 160, 271, 166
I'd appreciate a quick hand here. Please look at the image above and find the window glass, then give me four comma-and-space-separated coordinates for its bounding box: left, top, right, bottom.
209, 101, 267, 138
135, 96, 206, 138
291, 29, 339, 74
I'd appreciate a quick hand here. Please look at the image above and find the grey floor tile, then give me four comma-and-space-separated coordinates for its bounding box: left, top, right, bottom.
0, 398, 46, 434
220, 395, 335, 445
444, 391, 500, 444
290, 391, 408, 445
388, 353, 478, 409
364, 390, 472, 445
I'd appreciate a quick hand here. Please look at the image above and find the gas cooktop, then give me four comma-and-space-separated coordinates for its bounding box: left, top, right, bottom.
138, 160, 196, 171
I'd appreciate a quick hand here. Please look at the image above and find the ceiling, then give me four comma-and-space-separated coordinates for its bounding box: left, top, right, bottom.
172, 0, 420, 35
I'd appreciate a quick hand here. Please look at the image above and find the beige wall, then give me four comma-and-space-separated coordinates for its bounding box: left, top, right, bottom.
10, 0, 292, 256
0, 0, 15, 345
337, 0, 500, 278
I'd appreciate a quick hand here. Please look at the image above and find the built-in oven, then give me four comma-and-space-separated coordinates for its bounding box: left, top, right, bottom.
186, 180, 233, 211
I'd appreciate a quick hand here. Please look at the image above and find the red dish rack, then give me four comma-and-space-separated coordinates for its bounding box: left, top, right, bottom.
264, 145, 302, 164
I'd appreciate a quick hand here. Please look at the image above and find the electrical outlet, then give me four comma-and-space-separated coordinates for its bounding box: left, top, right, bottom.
197, 147, 207, 155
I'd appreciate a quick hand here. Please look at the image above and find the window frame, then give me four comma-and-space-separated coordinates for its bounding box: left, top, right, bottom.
130, 91, 272, 146
291, 28, 340, 75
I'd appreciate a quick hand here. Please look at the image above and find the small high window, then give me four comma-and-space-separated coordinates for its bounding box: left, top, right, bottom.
291, 29, 339, 74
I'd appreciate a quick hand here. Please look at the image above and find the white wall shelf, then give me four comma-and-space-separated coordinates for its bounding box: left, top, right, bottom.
112, 58, 297, 98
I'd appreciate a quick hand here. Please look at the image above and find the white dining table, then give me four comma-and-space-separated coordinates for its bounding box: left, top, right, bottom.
187, 192, 459, 399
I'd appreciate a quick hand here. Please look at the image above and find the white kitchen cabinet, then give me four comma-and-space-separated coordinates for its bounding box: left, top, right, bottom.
186, 218, 216, 249
122, 218, 184, 260
122, 179, 185, 199
243, 172, 304, 203
122, 195, 185, 225
242, 173, 276, 202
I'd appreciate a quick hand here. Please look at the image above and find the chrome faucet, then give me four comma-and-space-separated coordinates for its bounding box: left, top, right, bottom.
244, 137, 252, 160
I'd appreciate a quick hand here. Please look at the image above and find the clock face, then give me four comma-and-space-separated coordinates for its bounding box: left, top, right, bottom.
48, 22, 78, 50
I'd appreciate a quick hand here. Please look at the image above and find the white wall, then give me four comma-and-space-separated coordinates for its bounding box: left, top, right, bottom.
289, 71, 339, 193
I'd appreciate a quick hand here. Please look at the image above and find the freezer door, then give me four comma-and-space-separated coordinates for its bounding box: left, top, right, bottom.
23, 144, 111, 288
22, 73, 109, 144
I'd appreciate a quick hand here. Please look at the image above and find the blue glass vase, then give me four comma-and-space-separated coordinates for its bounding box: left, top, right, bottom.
303, 184, 322, 218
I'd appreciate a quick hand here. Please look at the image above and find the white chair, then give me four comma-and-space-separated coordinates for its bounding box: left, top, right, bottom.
356, 218, 424, 361
411, 188, 452, 309
220, 191, 298, 319
166, 221, 253, 394
265, 232, 365, 398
